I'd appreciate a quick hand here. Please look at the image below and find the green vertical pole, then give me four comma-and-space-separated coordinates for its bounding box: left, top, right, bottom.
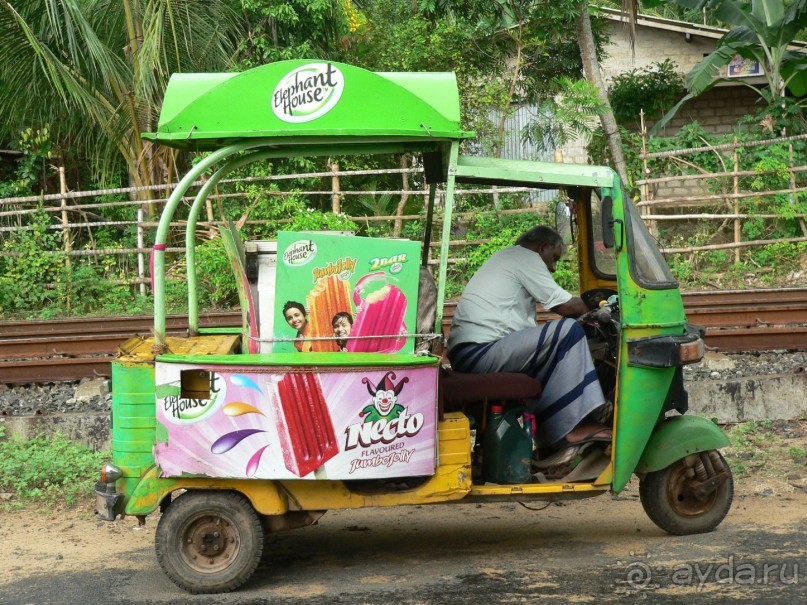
434, 142, 459, 330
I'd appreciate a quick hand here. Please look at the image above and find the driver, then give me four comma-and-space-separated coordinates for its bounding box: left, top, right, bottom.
447, 225, 610, 472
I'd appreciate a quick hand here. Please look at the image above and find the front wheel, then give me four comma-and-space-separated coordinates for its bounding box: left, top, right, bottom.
155, 490, 264, 593
639, 450, 733, 535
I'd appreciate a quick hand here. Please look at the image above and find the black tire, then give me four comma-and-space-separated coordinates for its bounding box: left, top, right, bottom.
155, 490, 264, 594
639, 450, 733, 536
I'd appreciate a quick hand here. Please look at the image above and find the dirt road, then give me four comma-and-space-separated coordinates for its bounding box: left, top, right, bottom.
1, 475, 805, 605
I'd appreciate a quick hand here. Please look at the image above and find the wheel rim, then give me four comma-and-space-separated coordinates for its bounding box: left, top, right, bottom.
179, 512, 241, 574
665, 461, 718, 517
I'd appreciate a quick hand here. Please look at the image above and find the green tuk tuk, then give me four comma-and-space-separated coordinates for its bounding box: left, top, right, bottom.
95, 60, 733, 594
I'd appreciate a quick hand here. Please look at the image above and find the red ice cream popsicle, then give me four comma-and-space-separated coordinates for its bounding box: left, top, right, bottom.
347, 282, 407, 353
275, 372, 339, 477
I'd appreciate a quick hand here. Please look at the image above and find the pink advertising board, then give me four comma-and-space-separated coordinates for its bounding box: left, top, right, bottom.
153, 362, 438, 480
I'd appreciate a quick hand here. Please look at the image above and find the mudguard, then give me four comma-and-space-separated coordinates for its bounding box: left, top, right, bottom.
635, 415, 730, 474
125, 465, 289, 516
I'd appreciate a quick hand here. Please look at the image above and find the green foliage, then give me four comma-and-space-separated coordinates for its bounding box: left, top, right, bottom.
608, 60, 686, 127
0, 209, 63, 312
345, 0, 590, 155
0, 126, 55, 197
0, 201, 156, 318
287, 209, 359, 232
1, 0, 242, 189
724, 419, 807, 479
652, 0, 807, 132
15, 126, 54, 189
236, 0, 353, 66
0, 427, 107, 508
194, 237, 239, 309
523, 78, 606, 154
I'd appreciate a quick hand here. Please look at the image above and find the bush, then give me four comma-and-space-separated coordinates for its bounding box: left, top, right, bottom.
608, 59, 685, 128
0, 427, 108, 508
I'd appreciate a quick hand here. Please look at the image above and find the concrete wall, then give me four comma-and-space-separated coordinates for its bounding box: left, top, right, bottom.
1, 375, 804, 452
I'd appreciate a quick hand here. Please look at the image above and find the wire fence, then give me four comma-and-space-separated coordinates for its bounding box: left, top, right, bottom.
0, 165, 553, 296
2, 135, 806, 296
635, 130, 807, 262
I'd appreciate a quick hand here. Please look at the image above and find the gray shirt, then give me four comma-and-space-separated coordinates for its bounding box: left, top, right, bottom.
448, 245, 572, 347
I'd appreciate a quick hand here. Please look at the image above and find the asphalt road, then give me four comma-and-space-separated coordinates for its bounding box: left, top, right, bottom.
2, 485, 806, 605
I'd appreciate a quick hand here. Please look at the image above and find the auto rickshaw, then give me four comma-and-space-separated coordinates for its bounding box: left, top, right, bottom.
95, 60, 733, 594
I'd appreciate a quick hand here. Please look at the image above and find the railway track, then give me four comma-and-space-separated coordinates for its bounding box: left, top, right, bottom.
2, 289, 807, 384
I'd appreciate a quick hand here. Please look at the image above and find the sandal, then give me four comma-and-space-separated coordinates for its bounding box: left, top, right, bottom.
564, 423, 612, 446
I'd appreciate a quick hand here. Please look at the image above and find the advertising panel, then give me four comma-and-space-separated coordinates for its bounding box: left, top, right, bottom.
154, 362, 438, 480
274, 232, 421, 354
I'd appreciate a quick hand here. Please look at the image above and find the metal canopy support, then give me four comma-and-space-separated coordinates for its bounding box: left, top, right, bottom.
421, 183, 437, 267
434, 141, 459, 332
153, 139, 278, 348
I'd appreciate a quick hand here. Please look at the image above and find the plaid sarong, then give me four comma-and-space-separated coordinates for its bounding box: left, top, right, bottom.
448, 318, 605, 445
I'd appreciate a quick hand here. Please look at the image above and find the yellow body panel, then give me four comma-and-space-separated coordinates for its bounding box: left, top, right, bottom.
126, 412, 612, 516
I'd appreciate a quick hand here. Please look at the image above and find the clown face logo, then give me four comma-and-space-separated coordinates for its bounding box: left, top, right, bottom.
364, 371, 408, 420
344, 371, 423, 450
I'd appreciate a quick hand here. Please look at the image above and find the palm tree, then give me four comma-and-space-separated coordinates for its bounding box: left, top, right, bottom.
576, 1, 634, 185
0, 0, 241, 195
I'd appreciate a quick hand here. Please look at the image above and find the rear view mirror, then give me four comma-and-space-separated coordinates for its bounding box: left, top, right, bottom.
602, 196, 614, 249
555, 201, 574, 245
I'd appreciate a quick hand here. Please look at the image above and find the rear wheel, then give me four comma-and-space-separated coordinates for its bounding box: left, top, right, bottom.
639, 450, 733, 535
155, 490, 263, 593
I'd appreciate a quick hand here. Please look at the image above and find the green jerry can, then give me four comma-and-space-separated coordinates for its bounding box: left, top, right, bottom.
482, 405, 533, 484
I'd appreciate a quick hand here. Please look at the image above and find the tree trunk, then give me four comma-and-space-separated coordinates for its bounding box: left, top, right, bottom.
576, 2, 630, 186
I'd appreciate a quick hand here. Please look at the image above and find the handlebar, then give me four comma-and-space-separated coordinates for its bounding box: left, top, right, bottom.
578, 295, 618, 325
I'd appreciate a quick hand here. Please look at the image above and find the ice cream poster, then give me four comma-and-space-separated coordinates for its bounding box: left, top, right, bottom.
273, 231, 420, 354
153, 362, 438, 480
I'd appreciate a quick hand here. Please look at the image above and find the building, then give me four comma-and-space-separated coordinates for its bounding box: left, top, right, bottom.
559, 6, 806, 164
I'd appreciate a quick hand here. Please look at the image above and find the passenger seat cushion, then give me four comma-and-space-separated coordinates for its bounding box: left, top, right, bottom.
439, 368, 542, 408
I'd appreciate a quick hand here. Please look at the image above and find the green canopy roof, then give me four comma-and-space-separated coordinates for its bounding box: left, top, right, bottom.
142, 60, 472, 151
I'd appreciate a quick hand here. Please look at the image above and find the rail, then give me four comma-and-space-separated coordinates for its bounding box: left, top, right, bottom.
2, 289, 807, 384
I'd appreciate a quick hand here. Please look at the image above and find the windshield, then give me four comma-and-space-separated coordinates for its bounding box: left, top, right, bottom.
625, 201, 677, 287
589, 192, 617, 277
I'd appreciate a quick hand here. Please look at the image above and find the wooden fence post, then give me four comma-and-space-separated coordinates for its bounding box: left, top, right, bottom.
137, 206, 146, 296
790, 144, 807, 236
330, 162, 341, 214
58, 166, 71, 270
733, 138, 740, 265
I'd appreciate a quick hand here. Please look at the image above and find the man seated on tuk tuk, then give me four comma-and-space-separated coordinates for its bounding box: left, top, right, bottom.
447, 225, 611, 475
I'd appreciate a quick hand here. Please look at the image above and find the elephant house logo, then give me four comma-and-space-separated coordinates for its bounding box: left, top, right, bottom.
283, 239, 318, 267
272, 63, 345, 123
